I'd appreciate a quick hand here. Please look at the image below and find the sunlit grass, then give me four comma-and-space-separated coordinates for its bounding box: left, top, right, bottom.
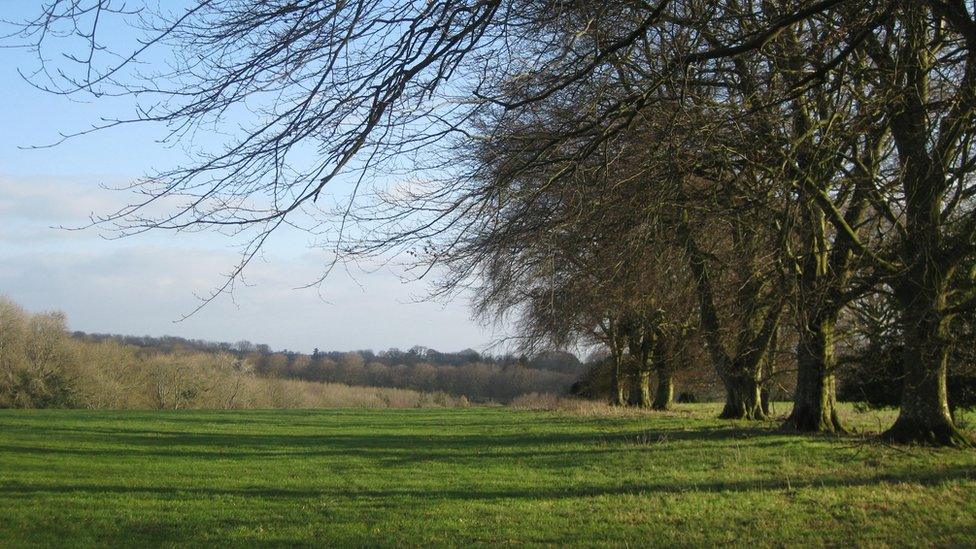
0, 405, 973, 546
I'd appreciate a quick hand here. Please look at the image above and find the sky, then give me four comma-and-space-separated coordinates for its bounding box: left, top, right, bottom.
0, 2, 498, 354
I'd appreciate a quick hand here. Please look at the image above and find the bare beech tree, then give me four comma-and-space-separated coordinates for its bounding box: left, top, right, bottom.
859, 4, 976, 446
677, 3, 894, 432
13, 0, 976, 445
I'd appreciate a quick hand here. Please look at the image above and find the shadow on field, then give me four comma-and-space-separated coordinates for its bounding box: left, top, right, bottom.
1, 464, 973, 501
0, 422, 791, 463
2, 409, 974, 510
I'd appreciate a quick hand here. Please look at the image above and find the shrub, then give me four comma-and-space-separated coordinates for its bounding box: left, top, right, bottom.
0, 296, 471, 410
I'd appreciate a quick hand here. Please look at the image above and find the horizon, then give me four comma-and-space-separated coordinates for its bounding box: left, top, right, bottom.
66, 325, 557, 359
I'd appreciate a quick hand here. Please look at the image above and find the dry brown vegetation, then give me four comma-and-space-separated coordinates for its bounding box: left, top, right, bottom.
0, 297, 467, 410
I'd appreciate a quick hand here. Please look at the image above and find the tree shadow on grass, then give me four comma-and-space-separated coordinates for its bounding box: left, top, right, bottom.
1, 464, 972, 501
0, 423, 796, 466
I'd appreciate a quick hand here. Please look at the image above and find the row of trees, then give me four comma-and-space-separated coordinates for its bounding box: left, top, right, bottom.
382, 0, 976, 445
366, 1, 976, 446
15, 1, 976, 444
76, 335, 495, 369
77, 335, 583, 373
0, 297, 474, 409
251, 352, 575, 402
76, 333, 581, 401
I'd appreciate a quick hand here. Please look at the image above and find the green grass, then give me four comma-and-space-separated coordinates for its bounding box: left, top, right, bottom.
0, 405, 974, 547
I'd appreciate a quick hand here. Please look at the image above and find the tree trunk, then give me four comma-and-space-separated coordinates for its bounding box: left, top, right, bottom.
611, 357, 626, 406
883, 294, 970, 446
637, 368, 652, 408
882, 129, 968, 445
880, 6, 971, 447
785, 316, 844, 433
720, 373, 767, 420
626, 382, 641, 406
760, 324, 777, 418
881, 182, 970, 444
652, 368, 673, 410
678, 203, 779, 422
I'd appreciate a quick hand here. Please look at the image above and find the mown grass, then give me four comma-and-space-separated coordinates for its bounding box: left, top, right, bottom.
0, 404, 973, 547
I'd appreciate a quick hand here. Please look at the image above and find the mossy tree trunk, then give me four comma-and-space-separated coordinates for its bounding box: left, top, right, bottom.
720, 371, 767, 420
784, 200, 847, 433
623, 318, 657, 408
652, 368, 673, 410
884, 270, 970, 446
779, 90, 878, 434
603, 317, 629, 407
760, 386, 771, 417
679, 205, 781, 422
651, 337, 673, 410
760, 323, 778, 418
883, 319, 968, 446
786, 315, 844, 433
637, 367, 652, 408
878, 7, 973, 447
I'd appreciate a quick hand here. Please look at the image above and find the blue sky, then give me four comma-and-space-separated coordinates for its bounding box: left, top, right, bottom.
0, 1, 497, 353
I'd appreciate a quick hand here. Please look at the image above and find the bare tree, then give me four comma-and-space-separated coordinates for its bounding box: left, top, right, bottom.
14, 0, 976, 444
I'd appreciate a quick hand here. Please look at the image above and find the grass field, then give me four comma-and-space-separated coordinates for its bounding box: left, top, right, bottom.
0, 405, 974, 547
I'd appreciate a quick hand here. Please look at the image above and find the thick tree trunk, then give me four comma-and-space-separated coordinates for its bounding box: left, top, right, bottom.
651, 369, 673, 410
881, 136, 968, 445
880, 8, 971, 447
720, 374, 767, 420
760, 386, 771, 417
785, 316, 845, 433
612, 379, 626, 407
678, 204, 779, 422
883, 298, 970, 446
626, 381, 641, 406
637, 368, 652, 408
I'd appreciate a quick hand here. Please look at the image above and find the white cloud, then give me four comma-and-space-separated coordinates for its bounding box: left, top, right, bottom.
0, 175, 127, 221
0, 174, 503, 353
0, 243, 496, 353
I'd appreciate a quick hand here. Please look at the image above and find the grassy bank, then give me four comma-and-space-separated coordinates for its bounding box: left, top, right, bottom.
0, 405, 973, 546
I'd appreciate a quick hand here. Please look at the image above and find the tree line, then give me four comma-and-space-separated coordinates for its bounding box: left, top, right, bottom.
0, 297, 481, 408
76, 333, 581, 373
74, 333, 581, 402
12, 1, 976, 444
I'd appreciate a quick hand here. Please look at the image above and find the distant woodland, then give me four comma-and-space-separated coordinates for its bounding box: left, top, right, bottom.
0, 297, 576, 408
74, 331, 581, 401
4, 294, 976, 418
